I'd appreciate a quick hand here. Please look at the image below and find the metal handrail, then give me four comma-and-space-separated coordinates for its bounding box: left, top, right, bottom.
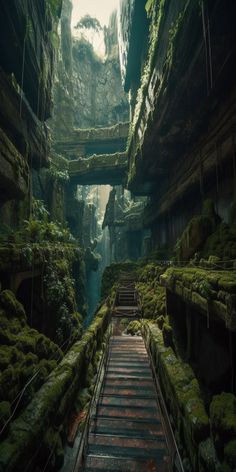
72, 323, 112, 472
141, 317, 184, 472
135, 285, 184, 471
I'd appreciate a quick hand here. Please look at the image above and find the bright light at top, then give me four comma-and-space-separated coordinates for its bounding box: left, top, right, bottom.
71, 0, 120, 56
71, 0, 120, 28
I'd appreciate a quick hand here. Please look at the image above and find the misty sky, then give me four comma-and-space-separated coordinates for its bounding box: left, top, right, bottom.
71, 0, 119, 28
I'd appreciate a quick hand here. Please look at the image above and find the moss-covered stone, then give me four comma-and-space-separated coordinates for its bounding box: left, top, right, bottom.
203, 222, 236, 261
143, 322, 209, 469
0, 289, 63, 421
210, 392, 236, 461
156, 315, 166, 329
224, 439, 236, 468
0, 290, 26, 320
162, 322, 173, 348
136, 263, 166, 319
0, 301, 110, 471
198, 438, 220, 472
126, 320, 142, 335
160, 267, 236, 330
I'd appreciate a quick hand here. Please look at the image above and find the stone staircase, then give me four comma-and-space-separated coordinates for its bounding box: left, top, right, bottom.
81, 336, 171, 471
112, 274, 140, 318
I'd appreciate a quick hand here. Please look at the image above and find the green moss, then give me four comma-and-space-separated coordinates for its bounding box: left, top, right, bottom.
0, 401, 11, 431
43, 256, 82, 346
0, 290, 26, 320
203, 223, 236, 260
126, 320, 142, 335
210, 393, 236, 457
198, 438, 219, 472
156, 315, 166, 329
224, 439, 236, 468
137, 281, 166, 319
143, 322, 209, 467
162, 322, 173, 348
43, 427, 63, 470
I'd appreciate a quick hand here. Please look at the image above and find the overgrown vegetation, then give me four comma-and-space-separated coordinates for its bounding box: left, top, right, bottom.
0, 290, 62, 433
0, 199, 75, 245
44, 256, 83, 346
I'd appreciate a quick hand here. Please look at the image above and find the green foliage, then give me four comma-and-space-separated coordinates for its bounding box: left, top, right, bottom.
43, 259, 82, 346
73, 37, 100, 63
0, 199, 75, 245
32, 199, 49, 221
46, 164, 69, 183
75, 15, 102, 33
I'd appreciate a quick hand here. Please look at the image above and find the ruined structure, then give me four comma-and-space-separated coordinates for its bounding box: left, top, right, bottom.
0, 0, 236, 471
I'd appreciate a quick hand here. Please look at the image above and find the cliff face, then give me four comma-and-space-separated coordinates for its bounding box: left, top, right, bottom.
0, 0, 62, 226
50, 0, 74, 140
119, 0, 236, 248
72, 13, 129, 129
72, 45, 129, 128
50, 7, 129, 138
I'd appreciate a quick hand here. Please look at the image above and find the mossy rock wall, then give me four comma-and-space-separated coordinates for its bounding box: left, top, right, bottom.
0, 302, 110, 472
210, 392, 236, 470
136, 263, 166, 319
0, 290, 62, 435
160, 267, 236, 331
143, 322, 210, 470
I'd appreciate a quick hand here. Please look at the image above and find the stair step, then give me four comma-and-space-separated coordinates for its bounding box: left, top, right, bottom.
98, 396, 157, 408
103, 388, 155, 397
78, 334, 171, 472
103, 378, 154, 387
90, 418, 163, 438
89, 435, 166, 450
83, 455, 170, 471
87, 443, 168, 460
95, 406, 158, 419
108, 361, 150, 366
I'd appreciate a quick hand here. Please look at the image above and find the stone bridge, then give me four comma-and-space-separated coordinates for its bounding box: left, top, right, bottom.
68, 152, 128, 186
54, 122, 129, 158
